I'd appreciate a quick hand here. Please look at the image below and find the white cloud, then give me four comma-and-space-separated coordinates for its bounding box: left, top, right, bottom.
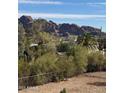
19, 0, 105, 6
19, 0, 63, 5
87, 2, 106, 6
19, 12, 105, 19
65, 2, 106, 6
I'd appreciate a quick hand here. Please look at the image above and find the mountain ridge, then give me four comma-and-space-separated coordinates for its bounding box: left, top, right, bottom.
19, 15, 106, 37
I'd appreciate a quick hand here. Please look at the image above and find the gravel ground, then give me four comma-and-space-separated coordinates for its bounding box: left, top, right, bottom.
19, 72, 106, 93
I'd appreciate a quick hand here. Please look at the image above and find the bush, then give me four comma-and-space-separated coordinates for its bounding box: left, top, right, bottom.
33, 52, 59, 82
57, 42, 71, 53
87, 52, 106, 72
72, 46, 88, 74
18, 59, 30, 88
56, 56, 76, 79
28, 61, 42, 86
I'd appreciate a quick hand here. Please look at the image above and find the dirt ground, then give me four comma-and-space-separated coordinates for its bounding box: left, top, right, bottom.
19, 72, 106, 93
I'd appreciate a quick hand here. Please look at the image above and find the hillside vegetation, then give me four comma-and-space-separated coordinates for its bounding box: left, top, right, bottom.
18, 16, 106, 88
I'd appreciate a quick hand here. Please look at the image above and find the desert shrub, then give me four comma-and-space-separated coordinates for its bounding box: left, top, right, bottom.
34, 52, 59, 82
56, 45, 88, 76
57, 42, 71, 52
72, 46, 88, 74
87, 52, 106, 72
18, 59, 30, 78
56, 56, 76, 79
28, 61, 42, 86
57, 42, 76, 57
18, 59, 30, 88
98, 38, 106, 50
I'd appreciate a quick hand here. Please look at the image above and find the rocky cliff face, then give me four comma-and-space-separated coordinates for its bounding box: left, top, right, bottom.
58, 24, 82, 36
19, 15, 33, 28
19, 15, 105, 37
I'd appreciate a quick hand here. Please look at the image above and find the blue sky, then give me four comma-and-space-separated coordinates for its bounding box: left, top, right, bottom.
18, 0, 106, 32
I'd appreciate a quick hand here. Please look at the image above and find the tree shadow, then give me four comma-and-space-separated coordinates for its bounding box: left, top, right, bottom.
84, 74, 106, 79
87, 82, 106, 87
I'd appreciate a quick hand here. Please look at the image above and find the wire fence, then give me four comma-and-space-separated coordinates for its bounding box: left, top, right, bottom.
18, 71, 69, 90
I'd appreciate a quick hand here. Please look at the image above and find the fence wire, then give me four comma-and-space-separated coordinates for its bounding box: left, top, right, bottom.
18, 71, 69, 90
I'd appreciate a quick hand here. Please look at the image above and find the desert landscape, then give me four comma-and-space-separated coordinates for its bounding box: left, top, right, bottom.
18, 1, 106, 93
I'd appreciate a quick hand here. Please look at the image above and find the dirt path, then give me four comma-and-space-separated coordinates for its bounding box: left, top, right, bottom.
19, 72, 106, 93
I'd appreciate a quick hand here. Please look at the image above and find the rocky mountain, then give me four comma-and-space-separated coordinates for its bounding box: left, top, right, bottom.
18, 15, 106, 37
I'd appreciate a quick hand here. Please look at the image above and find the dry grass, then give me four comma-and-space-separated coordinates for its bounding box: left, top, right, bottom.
19, 72, 106, 93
